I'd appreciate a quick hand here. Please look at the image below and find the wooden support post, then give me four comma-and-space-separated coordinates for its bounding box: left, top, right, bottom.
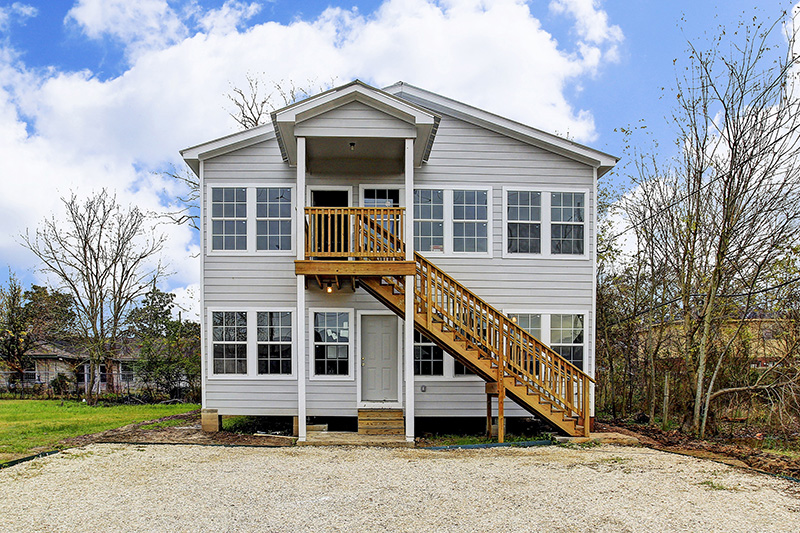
486, 394, 493, 437
497, 365, 505, 444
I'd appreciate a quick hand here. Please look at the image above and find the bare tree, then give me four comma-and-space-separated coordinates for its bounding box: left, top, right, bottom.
226, 74, 335, 130
23, 190, 165, 402
165, 75, 335, 231
619, 9, 800, 437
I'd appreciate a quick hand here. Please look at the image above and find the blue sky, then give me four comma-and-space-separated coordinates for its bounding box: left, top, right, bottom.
0, 0, 795, 317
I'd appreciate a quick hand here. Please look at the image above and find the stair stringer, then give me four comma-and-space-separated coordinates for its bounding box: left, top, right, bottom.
359, 276, 583, 436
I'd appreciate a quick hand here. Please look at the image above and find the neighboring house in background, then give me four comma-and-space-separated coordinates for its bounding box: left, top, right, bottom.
181, 80, 617, 441
0, 342, 139, 394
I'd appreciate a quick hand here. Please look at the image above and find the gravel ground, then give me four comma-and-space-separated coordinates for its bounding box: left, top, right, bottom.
0, 443, 798, 532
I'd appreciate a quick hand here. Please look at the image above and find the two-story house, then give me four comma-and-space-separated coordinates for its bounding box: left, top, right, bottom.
181, 80, 617, 442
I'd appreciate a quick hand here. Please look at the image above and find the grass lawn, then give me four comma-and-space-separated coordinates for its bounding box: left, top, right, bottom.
0, 400, 199, 463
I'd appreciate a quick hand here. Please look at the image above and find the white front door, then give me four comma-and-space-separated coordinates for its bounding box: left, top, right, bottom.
360, 315, 399, 402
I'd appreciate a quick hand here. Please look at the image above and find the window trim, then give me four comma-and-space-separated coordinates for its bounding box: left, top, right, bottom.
501, 186, 589, 260
206, 307, 297, 381
205, 184, 296, 257
414, 186, 493, 259
309, 307, 355, 382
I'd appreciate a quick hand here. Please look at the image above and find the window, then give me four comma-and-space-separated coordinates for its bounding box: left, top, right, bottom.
507, 191, 541, 254
453, 190, 488, 253
313, 312, 350, 376
551, 314, 584, 370
508, 313, 542, 339
257, 312, 292, 375
256, 188, 292, 251
454, 359, 474, 376
414, 331, 443, 376
363, 188, 399, 207
414, 189, 444, 252
120, 362, 134, 383
551, 192, 585, 255
212, 311, 248, 374
211, 187, 247, 251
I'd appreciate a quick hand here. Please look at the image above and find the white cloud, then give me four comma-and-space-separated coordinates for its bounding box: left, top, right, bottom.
549, 0, 623, 63
197, 1, 262, 35
0, 2, 37, 32
0, 0, 622, 304
65, 0, 188, 58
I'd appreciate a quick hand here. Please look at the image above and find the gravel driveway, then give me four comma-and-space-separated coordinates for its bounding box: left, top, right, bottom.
0, 443, 797, 532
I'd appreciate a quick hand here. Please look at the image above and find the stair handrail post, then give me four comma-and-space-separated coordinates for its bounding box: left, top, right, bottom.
582, 374, 591, 437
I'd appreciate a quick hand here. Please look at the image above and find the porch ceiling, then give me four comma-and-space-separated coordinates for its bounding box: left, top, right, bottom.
306, 137, 405, 175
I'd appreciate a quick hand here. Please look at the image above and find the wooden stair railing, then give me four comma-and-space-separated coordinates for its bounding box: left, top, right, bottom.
358, 253, 593, 437
302, 206, 592, 437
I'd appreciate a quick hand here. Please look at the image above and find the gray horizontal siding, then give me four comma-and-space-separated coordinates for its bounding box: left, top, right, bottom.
295, 101, 416, 138
414, 380, 529, 417
206, 380, 298, 416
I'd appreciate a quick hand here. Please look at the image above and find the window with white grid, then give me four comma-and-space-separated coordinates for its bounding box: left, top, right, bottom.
551, 192, 585, 255
256, 188, 292, 251
414, 331, 443, 376
414, 189, 445, 252
550, 314, 584, 370
507, 191, 541, 254
313, 312, 350, 376
257, 311, 292, 375
453, 189, 489, 253
211, 188, 247, 251
212, 311, 247, 374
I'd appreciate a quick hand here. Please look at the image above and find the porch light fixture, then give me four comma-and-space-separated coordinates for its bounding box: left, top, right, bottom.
326, 283, 333, 293
511, 316, 517, 323
349, 142, 356, 151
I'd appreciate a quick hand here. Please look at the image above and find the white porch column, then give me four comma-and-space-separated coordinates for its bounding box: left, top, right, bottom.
296, 137, 307, 442
404, 138, 415, 442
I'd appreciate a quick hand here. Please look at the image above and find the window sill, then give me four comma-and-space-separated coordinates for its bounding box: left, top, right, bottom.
207, 375, 298, 381
308, 375, 355, 382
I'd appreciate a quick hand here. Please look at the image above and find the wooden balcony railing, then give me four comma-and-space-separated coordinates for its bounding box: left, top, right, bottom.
305, 207, 406, 260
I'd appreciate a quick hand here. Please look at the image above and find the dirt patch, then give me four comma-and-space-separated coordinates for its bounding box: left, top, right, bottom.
595, 421, 800, 480
60, 411, 294, 448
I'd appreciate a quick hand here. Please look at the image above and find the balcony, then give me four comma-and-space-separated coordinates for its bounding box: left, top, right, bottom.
295, 207, 416, 283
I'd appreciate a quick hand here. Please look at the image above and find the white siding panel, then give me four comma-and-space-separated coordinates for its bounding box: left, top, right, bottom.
205, 380, 298, 416
296, 101, 416, 138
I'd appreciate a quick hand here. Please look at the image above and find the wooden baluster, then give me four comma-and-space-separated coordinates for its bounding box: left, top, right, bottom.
497, 321, 506, 444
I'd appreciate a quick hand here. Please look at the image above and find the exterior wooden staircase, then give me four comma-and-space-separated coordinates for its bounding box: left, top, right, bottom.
297, 207, 593, 437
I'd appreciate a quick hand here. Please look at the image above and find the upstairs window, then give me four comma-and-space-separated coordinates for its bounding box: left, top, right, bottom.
211, 188, 247, 251
507, 191, 541, 254
256, 188, 292, 251
453, 190, 488, 253
414, 189, 444, 252
551, 192, 585, 255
